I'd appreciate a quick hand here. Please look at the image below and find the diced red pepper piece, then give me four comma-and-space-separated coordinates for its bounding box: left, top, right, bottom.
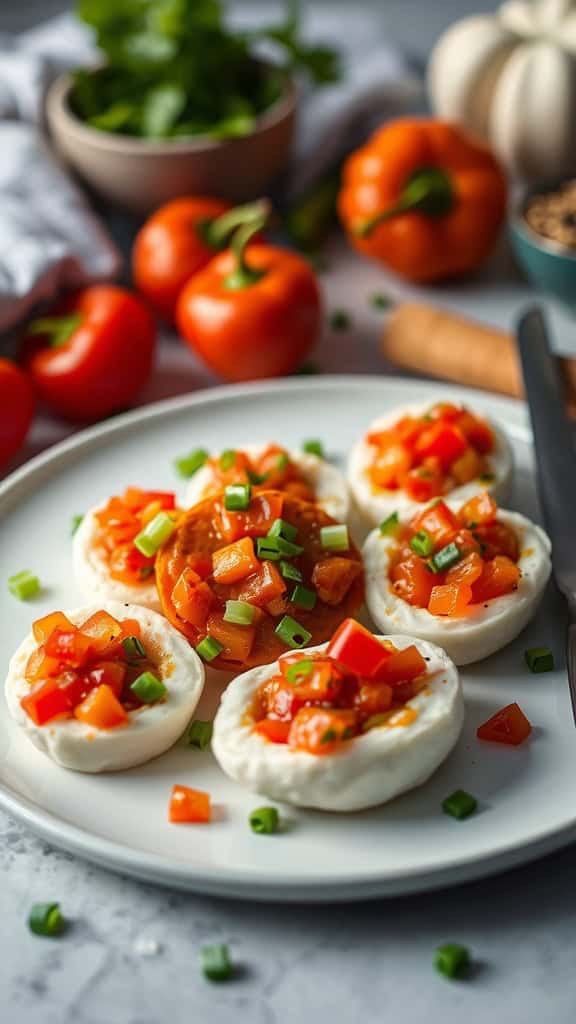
354, 681, 393, 717
32, 612, 75, 646
414, 421, 468, 469
402, 467, 443, 503
327, 618, 392, 677
109, 542, 155, 585
410, 501, 460, 547
171, 568, 213, 628
477, 702, 532, 746
169, 784, 211, 823
459, 492, 498, 527
253, 718, 291, 743
428, 582, 473, 616
20, 678, 72, 725
280, 657, 343, 702
471, 556, 521, 603
257, 676, 305, 721
429, 402, 461, 421
212, 536, 259, 584
369, 443, 412, 489
83, 660, 126, 699
232, 559, 286, 607
473, 521, 519, 561
373, 645, 427, 686
445, 551, 484, 587
74, 684, 128, 729
288, 706, 358, 755
391, 554, 435, 608
457, 411, 494, 453
44, 628, 93, 668
311, 557, 363, 607
451, 446, 484, 485
219, 492, 284, 542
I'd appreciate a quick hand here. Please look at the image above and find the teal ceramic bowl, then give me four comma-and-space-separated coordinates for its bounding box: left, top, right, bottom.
510, 182, 576, 310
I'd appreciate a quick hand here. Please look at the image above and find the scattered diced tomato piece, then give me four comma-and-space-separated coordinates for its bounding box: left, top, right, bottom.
253, 718, 291, 743
402, 467, 443, 503
233, 559, 286, 607
169, 784, 211, 823
477, 702, 532, 746
205, 611, 255, 662
452, 528, 482, 557
211, 450, 252, 488
457, 411, 494, 453
373, 645, 427, 686
171, 568, 214, 628
44, 628, 92, 667
25, 647, 62, 683
429, 403, 461, 421
219, 492, 284, 542
327, 618, 392, 677
473, 521, 519, 561
20, 678, 72, 725
445, 551, 484, 586
471, 556, 520, 603
74, 684, 128, 729
369, 443, 412, 489
282, 479, 315, 502
311, 557, 363, 607
280, 658, 343, 702
288, 707, 357, 755
354, 681, 393, 717
84, 660, 126, 698
410, 501, 460, 547
32, 612, 74, 646
108, 542, 155, 585
185, 554, 213, 580
257, 676, 305, 721
459, 492, 497, 527
212, 536, 259, 584
391, 555, 435, 608
414, 421, 467, 469
254, 445, 293, 487
428, 582, 473, 616
451, 446, 484, 485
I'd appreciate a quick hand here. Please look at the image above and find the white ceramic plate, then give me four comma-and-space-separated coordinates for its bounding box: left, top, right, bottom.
0, 376, 571, 902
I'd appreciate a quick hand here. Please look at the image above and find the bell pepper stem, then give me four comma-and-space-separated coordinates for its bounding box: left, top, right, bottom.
223, 200, 271, 291
201, 199, 271, 250
28, 313, 83, 348
355, 166, 454, 239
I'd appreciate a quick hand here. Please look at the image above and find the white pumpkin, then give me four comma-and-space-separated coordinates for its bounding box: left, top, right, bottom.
428, 0, 576, 180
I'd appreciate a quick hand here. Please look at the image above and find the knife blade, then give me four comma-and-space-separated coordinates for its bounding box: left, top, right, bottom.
517, 306, 576, 721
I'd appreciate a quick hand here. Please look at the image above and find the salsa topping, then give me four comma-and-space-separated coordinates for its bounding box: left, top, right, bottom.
20, 610, 164, 729
365, 403, 495, 502
251, 618, 428, 755
197, 445, 317, 504
387, 493, 521, 615
155, 491, 364, 668
95, 487, 180, 586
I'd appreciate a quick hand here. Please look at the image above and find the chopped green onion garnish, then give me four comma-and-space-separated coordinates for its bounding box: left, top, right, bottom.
247, 469, 267, 485
430, 542, 462, 573
275, 615, 312, 649
196, 635, 223, 662
256, 535, 303, 560
379, 512, 400, 537
223, 600, 256, 626
285, 659, 314, 685
130, 671, 167, 703
133, 512, 176, 557
442, 789, 477, 820
249, 806, 279, 834
224, 483, 251, 511
409, 530, 434, 557
434, 943, 471, 980
174, 448, 208, 478
290, 584, 317, 611
525, 646, 555, 673
122, 636, 146, 660
187, 719, 213, 750
8, 570, 41, 601
219, 449, 236, 471
201, 943, 233, 982
276, 453, 289, 472
302, 439, 324, 458
330, 310, 350, 331
370, 293, 391, 310
70, 514, 83, 535
28, 902, 65, 938
268, 518, 298, 542
280, 560, 303, 582
320, 524, 349, 552
276, 536, 304, 557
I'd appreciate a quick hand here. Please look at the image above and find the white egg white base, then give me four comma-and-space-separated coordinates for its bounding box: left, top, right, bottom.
363, 505, 552, 666
212, 637, 463, 812
5, 602, 205, 773
73, 505, 161, 611
184, 443, 350, 522
347, 400, 513, 527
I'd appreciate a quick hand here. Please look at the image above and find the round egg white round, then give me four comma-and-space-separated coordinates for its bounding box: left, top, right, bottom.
212, 636, 463, 812
348, 401, 513, 527
363, 505, 551, 666
73, 504, 161, 611
184, 443, 350, 522
5, 602, 205, 773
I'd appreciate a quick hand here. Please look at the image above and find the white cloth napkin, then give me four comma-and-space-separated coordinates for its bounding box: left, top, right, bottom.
0, 5, 420, 332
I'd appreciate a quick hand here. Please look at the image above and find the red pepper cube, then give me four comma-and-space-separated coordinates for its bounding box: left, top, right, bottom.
414, 421, 468, 469
169, 784, 211, 823
476, 702, 532, 746
327, 618, 391, 678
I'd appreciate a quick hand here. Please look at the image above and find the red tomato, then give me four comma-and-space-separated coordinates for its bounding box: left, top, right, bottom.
327, 618, 391, 677
476, 702, 532, 745
21, 286, 156, 421
169, 785, 211, 823
0, 358, 34, 467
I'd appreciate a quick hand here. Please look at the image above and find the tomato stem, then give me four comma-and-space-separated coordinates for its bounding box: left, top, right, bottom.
200, 199, 270, 250
354, 167, 454, 238
223, 200, 271, 291
28, 313, 83, 348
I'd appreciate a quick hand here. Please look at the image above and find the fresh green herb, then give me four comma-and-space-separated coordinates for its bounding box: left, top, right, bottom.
256, 535, 303, 560
247, 468, 267, 485
525, 646, 555, 673
379, 512, 400, 537
224, 483, 251, 511
201, 943, 233, 982
330, 310, 350, 331
268, 518, 298, 542
249, 806, 279, 834
219, 449, 236, 471
442, 790, 477, 820
409, 530, 434, 557
302, 439, 324, 458
279, 560, 303, 582
290, 584, 317, 610
28, 902, 66, 938
275, 615, 312, 649
8, 570, 41, 601
320, 524, 349, 551
70, 514, 84, 535
174, 448, 208, 478
285, 659, 314, 685
133, 512, 176, 556
195, 636, 224, 662
223, 600, 256, 626
187, 719, 213, 750
430, 542, 462, 573
130, 671, 167, 703
434, 943, 471, 980
276, 453, 289, 472
370, 293, 391, 310
122, 636, 146, 660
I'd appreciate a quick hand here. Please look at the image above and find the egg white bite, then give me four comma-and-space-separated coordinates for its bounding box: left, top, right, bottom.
212, 637, 463, 812
5, 602, 205, 773
73, 504, 160, 611
184, 443, 350, 522
348, 401, 513, 527
363, 506, 551, 666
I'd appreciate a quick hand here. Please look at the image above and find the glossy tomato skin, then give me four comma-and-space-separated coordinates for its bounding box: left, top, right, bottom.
0, 358, 34, 467
176, 244, 321, 382
22, 286, 156, 422
132, 196, 230, 322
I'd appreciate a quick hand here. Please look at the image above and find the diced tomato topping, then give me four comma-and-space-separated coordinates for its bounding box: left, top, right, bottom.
451, 447, 484, 485
212, 536, 259, 584
25, 648, 62, 684
288, 707, 357, 755
373, 645, 427, 686
391, 554, 435, 607
253, 718, 291, 743
410, 501, 460, 548
83, 660, 126, 698
44, 629, 93, 666
257, 676, 305, 721
282, 479, 315, 502
20, 678, 73, 726
402, 466, 443, 503
74, 684, 128, 729
414, 421, 468, 469
473, 521, 519, 561
428, 582, 473, 616
327, 618, 391, 677
219, 491, 284, 542
445, 551, 484, 586
451, 528, 482, 557
477, 702, 532, 745
95, 487, 178, 586
457, 411, 494, 453
311, 557, 363, 607
232, 560, 286, 608
354, 681, 393, 717
171, 568, 213, 628
205, 611, 255, 663
279, 657, 343, 702
369, 443, 412, 489
459, 492, 497, 527
429, 402, 461, 421
169, 785, 211, 823
109, 542, 155, 584
185, 554, 213, 580
471, 556, 521, 602
32, 612, 74, 645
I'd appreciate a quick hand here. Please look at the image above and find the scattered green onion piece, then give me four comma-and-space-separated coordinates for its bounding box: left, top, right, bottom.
442, 789, 477, 820
525, 646, 555, 673
430, 542, 462, 573
302, 439, 324, 458
187, 719, 213, 750
8, 570, 41, 601
330, 310, 350, 331
409, 530, 434, 557
290, 584, 317, 610
285, 659, 314, 685
224, 483, 251, 511
280, 560, 303, 582
174, 448, 208, 478
223, 600, 256, 626
434, 943, 471, 980
256, 537, 282, 561
133, 512, 176, 557
28, 902, 65, 938
249, 806, 279, 834
275, 615, 312, 649
268, 518, 298, 542
219, 449, 236, 471
379, 512, 400, 537
70, 514, 84, 535
247, 469, 267, 485
122, 636, 146, 660
320, 524, 349, 552
370, 293, 391, 310
130, 671, 167, 703
201, 943, 233, 982
276, 536, 304, 557
196, 635, 223, 662
276, 453, 290, 472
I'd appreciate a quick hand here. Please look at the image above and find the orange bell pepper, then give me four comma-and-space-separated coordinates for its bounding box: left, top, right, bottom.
471, 556, 520, 602
288, 707, 357, 755
253, 718, 291, 743
338, 118, 507, 282
74, 684, 128, 729
169, 784, 211, 823
171, 568, 214, 628
212, 536, 259, 584
205, 610, 256, 663
428, 582, 473, 616
373, 645, 427, 686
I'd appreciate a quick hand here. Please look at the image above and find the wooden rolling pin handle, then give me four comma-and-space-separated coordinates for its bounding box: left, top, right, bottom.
382, 302, 576, 409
